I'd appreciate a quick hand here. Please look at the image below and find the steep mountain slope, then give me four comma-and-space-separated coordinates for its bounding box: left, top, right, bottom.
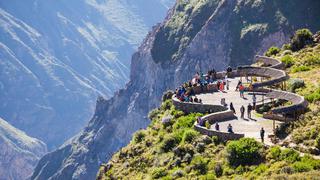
0, 0, 173, 148
0, 117, 47, 180
32, 0, 320, 179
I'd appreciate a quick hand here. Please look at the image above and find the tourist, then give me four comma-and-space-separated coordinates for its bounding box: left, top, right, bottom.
219, 81, 224, 91
225, 76, 230, 90
194, 96, 199, 103
235, 80, 242, 91
226, 66, 232, 77
190, 96, 193, 103
215, 122, 220, 131
230, 102, 236, 114
252, 94, 256, 110
247, 103, 253, 119
239, 84, 245, 98
217, 81, 221, 91
240, 105, 245, 119
260, 127, 265, 143
227, 124, 233, 133
197, 117, 204, 126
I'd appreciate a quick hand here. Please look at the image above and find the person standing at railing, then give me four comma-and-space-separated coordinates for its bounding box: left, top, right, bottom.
227, 124, 233, 133
260, 127, 265, 143
230, 102, 236, 114
240, 105, 245, 119
247, 103, 253, 119
215, 122, 220, 131
252, 94, 256, 110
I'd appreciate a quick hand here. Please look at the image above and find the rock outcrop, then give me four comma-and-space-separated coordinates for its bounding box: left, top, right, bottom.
0, 117, 47, 180
32, 0, 320, 179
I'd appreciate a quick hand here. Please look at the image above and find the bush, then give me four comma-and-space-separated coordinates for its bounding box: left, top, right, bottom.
160, 100, 173, 111
267, 146, 281, 161
226, 138, 264, 166
305, 88, 320, 102
253, 164, 268, 175
288, 78, 305, 92
182, 129, 199, 143
191, 155, 208, 174
173, 113, 202, 130
292, 161, 313, 172
161, 134, 180, 152
291, 65, 311, 73
152, 167, 167, 179
281, 55, 295, 68
290, 29, 314, 51
148, 109, 160, 120
265, 46, 280, 57
133, 130, 145, 143
280, 148, 300, 163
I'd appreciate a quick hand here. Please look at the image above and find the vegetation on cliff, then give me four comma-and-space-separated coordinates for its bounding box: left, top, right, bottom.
98, 29, 320, 179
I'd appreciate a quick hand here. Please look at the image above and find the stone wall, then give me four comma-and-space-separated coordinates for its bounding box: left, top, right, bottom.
194, 124, 244, 141
255, 55, 284, 69
202, 110, 236, 124
172, 97, 227, 114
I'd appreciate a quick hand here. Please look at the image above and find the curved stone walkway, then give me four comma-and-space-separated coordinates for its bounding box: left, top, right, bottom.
197, 77, 282, 145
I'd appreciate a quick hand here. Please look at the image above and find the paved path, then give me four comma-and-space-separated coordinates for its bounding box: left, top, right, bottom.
197, 77, 282, 145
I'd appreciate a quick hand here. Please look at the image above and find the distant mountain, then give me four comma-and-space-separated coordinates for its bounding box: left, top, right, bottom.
0, 117, 47, 180
0, 0, 174, 149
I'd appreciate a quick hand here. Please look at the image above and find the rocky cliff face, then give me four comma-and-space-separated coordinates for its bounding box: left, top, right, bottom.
32, 0, 320, 179
0, 117, 47, 180
0, 0, 172, 149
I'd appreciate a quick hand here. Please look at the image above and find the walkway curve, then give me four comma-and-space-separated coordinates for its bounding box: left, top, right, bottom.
172, 55, 308, 141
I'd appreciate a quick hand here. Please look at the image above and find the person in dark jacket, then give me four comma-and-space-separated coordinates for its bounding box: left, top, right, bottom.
247, 103, 253, 119
260, 127, 265, 143
240, 105, 245, 119
230, 102, 236, 114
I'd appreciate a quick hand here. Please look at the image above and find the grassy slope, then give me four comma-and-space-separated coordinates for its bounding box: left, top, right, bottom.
98, 31, 320, 179
272, 42, 320, 152
98, 99, 320, 179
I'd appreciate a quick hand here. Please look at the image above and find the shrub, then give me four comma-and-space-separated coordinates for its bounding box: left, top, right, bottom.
211, 136, 219, 145
191, 155, 208, 174
253, 164, 268, 175
282, 43, 292, 50
291, 65, 311, 73
290, 29, 314, 51
161, 134, 180, 152
152, 167, 167, 179
226, 138, 264, 166
305, 88, 320, 103
265, 46, 280, 57
288, 78, 305, 92
173, 113, 202, 130
280, 148, 300, 163
292, 161, 313, 172
281, 55, 294, 68
133, 130, 145, 143
148, 109, 160, 120
162, 90, 174, 102
267, 146, 281, 161
160, 100, 173, 111
182, 129, 199, 143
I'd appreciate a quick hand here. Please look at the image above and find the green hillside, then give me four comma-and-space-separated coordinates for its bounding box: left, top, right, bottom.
98, 29, 320, 179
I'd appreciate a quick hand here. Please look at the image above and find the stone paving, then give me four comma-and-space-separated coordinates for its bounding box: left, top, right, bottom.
197, 77, 282, 145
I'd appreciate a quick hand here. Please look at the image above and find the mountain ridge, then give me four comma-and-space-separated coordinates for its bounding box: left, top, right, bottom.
32, 0, 320, 179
